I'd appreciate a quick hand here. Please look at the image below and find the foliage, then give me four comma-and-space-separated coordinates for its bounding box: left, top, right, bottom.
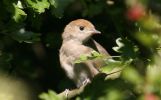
39, 90, 63, 100
74, 51, 105, 63
0, 0, 161, 100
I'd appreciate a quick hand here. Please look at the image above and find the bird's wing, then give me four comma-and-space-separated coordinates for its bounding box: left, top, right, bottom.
84, 38, 110, 56
91, 39, 110, 56
84, 38, 111, 69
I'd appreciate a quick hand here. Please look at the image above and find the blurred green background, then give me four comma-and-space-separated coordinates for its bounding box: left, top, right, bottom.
0, 0, 161, 100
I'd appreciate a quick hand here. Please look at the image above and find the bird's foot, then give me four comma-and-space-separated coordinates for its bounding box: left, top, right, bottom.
65, 89, 69, 98
82, 78, 91, 86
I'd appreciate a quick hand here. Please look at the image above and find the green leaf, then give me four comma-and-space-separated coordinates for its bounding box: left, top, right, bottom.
10, 28, 40, 43
135, 32, 160, 47
100, 58, 132, 79
13, 4, 27, 23
147, 64, 161, 88
74, 51, 105, 63
17, 0, 23, 9
100, 58, 122, 73
139, 15, 161, 31
25, 0, 50, 13
105, 89, 123, 100
39, 90, 62, 100
113, 37, 139, 60
122, 67, 143, 85
1, 0, 26, 23
91, 51, 103, 57
79, 55, 88, 61
113, 38, 124, 53
74, 54, 88, 63
48, 0, 57, 7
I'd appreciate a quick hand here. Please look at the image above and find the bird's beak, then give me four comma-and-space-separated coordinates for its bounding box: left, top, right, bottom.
92, 29, 101, 34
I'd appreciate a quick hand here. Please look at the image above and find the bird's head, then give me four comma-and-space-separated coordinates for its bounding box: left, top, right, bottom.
62, 19, 101, 43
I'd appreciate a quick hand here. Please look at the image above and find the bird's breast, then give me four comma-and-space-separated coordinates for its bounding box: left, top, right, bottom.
60, 42, 94, 60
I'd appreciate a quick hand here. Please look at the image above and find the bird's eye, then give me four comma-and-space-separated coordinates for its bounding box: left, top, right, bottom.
79, 26, 84, 31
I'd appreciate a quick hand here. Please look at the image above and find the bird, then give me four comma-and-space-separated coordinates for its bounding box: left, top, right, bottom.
59, 19, 110, 88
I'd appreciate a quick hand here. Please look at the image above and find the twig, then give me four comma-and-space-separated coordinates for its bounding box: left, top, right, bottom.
58, 84, 86, 99
106, 68, 123, 76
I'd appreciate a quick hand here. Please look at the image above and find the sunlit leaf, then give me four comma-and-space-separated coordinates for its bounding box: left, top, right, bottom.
39, 90, 62, 100
25, 0, 50, 13
135, 32, 160, 47
101, 58, 132, 79
17, 0, 23, 9
122, 67, 143, 85
139, 15, 161, 31
75, 51, 105, 63
91, 51, 103, 57
13, 4, 27, 23
49, 0, 57, 7
105, 89, 123, 100
146, 64, 161, 92
113, 38, 124, 53
74, 54, 88, 63
100, 58, 122, 73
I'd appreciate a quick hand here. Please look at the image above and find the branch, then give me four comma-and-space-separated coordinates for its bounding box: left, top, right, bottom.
58, 69, 123, 99
58, 84, 86, 99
